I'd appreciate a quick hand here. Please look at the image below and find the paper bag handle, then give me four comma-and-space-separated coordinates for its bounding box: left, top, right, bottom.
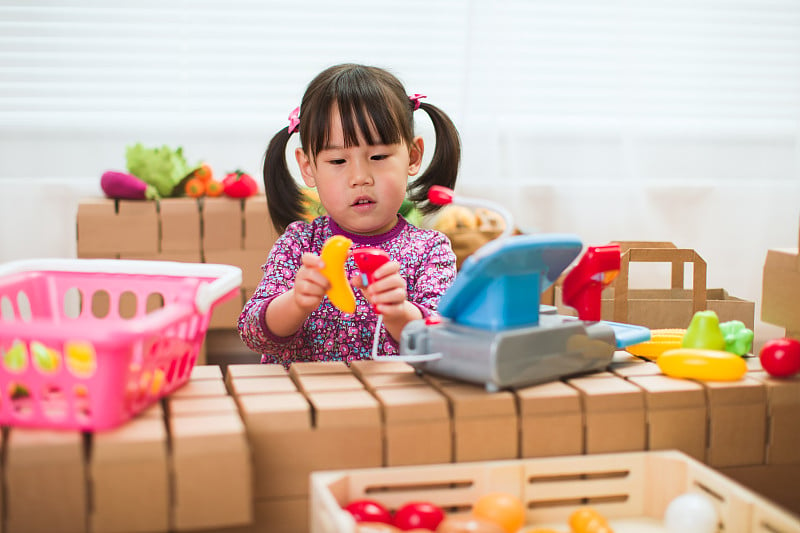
613, 247, 707, 324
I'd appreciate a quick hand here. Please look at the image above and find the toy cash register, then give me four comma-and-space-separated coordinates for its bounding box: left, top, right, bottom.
396, 187, 650, 391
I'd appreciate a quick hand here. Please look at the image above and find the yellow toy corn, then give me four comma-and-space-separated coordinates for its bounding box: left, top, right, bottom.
319, 235, 356, 314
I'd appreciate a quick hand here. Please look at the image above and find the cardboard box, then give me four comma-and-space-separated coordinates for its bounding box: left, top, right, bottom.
349, 359, 417, 379
77, 198, 159, 256
289, 361, 351, 376
230, 375, 300, 396
761, 220, 800, 336
433, 383, 518, 462
170, 413, 253, 530
294, 373, 366, 394
516, 380, 583, 458
249, 496, 309, 533
119, 250, 203, 263
747, 371, 800, 464
169, 377, 229, 399
627, 374, 707, 462
209, 287, 244, 330
703, 376, 767, 468
202, 197, 244, 252
158, 197, 201, 253
205, 249, 266, 291
168, 395, 240, 417
567, 375, 646, 454
358, 372, 429, 391
243, 195, 280, 252
237, 389, 382, 500
5, 429, 87, 533
237, 392, 313, 499
190, 364, 224, 381
90, 417, 170, 533
225, 363, 287, 390
372, 385, 451, 466
720, 463, 800, 518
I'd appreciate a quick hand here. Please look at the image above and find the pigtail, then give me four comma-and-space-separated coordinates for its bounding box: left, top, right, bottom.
407, 102, 461, 215
263, 127, 304, 234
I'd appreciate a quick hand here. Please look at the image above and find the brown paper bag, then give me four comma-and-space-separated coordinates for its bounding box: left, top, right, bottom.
600, 242, 755, 330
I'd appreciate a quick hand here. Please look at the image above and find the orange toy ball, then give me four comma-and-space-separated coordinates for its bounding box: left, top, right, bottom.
436, 516, 506, 533
471, 493, 525, 533
568, 508, 611, 533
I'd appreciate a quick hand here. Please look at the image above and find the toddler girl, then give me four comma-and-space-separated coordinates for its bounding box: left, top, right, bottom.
238, 63, 461, 365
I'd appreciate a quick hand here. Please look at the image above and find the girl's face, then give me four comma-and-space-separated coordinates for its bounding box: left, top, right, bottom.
295, 107, 423, 236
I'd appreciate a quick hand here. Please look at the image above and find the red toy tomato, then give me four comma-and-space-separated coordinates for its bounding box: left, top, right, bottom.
392, 501, 445, 531
222, 170, 259, 198
760, 338, 800, 377
344, 499, 393, 524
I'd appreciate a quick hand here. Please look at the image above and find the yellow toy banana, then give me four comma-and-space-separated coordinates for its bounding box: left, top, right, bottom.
657, 348, 747, 381
626, 328, 686, 360
319, 235, 356, 314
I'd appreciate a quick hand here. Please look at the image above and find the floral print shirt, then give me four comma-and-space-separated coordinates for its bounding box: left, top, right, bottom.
238, 215, 456, 366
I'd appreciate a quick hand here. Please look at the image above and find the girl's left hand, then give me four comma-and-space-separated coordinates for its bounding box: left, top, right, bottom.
351, 261, 408, 319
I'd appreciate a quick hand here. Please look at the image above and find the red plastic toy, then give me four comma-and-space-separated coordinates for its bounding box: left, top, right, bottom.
561, 244, 621, 322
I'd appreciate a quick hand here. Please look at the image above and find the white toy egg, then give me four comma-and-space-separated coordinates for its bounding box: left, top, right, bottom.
664, 492, 718, 533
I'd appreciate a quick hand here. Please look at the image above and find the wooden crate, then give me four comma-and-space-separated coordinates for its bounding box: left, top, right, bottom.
311, 450, 800, 533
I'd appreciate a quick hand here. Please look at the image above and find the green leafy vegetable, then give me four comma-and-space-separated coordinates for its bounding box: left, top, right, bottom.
125, 143, 193, 198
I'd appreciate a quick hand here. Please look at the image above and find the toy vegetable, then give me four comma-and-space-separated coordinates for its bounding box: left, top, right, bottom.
657, 348, 747, 381
101, 170, 158, 200
319, 235, 356, 314
223, 170, 258, 198
125, 143, 192, 198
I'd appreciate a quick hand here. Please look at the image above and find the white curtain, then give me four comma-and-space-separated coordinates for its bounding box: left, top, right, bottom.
1, 0, 799, 344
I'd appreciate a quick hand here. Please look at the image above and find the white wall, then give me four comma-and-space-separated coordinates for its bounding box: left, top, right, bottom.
2, 1, 799, 348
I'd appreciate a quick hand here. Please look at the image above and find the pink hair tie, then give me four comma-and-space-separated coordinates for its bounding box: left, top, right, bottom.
409, 93, 426, 110
287, 107, 300, 134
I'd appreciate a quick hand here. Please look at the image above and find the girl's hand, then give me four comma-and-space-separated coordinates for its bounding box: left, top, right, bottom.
292, 252, 330, 314
352, 261, 422, 339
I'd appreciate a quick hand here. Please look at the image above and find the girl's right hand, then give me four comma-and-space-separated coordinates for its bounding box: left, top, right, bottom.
291, 252, 331, 313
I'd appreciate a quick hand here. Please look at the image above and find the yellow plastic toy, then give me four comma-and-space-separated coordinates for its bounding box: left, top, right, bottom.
657, 348, 747, 381
625, 328, 686, 360
319, 235, 356, 314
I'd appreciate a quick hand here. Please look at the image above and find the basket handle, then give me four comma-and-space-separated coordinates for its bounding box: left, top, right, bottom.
194, 265, 242, 314
612, 247, 707, 324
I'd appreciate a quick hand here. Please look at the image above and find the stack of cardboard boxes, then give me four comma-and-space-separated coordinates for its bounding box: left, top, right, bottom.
76, 196, 278, 332
3, 366, 252, 533
4, 353, 798, 532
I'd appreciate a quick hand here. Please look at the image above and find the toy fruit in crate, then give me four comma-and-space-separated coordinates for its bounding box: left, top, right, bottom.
0, 258, 241, 431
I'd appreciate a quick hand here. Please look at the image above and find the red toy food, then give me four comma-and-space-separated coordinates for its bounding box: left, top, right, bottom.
759, 338, 800, 377
223, 170, 259, 198
101, 170, 158, 200
344, 499, 393, 524
392, 501, 445, 531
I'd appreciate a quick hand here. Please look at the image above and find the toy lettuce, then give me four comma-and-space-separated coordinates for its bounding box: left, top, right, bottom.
125, 143, 193, 198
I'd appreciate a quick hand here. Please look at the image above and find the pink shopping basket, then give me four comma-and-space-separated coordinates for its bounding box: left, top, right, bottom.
0, 258, 241, 431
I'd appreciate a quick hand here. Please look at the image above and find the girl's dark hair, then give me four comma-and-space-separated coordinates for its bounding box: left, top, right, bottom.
263, 63, 461, 233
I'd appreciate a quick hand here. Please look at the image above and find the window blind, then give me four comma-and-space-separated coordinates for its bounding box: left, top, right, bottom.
1, 0, 798, 183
